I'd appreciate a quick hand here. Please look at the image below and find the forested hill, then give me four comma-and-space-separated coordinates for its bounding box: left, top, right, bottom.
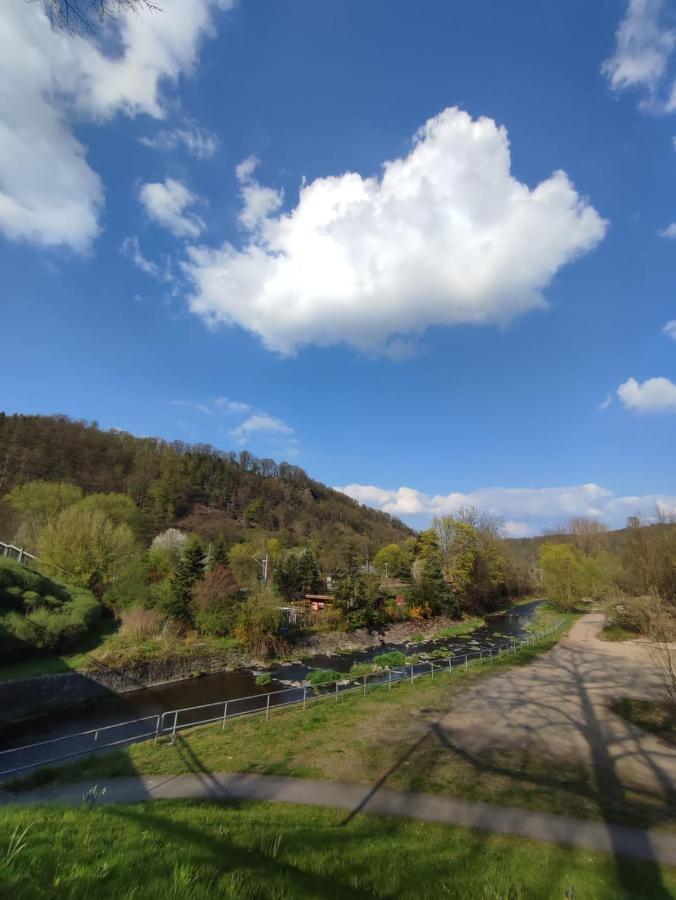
0, 413, 412, 562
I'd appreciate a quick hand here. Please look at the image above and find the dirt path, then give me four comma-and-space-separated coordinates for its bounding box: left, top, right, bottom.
3, 771, 676, 866
438, 612, 676, 797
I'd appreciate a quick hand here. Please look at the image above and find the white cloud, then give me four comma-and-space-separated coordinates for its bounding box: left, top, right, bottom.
599, 393, 613, 410
663, 319, 676, 339
139, 178, 205, 238
231, 414, 294, 443
120, 235, 160, 277
603, 0, 676, 111
617, 376, 676, 412
0, 1, 230, 250
140, 124, 218, 158
235, 156, 284, 231
184, 107, 606, 356
659, 222, 676, 237
336, 481, 676, 532
213, 397, 253, 414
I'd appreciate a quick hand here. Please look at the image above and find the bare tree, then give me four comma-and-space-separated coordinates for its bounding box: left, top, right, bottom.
567, 516, 608, 556
36, 0, 159, 35
647, 599, 676, 723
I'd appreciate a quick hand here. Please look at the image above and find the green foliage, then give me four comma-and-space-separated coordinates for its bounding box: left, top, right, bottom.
372, 650, 406, 668
4, 480, 83, 547
373, 543, 408, 578
0, 414, 412, 571
0, 558, 100, 661
538, 543, 588, 611
273, 547, 320, 601
72, 493, 147, 540
170, 536, 205, 620
307, 668, 342, 686
36, 506, 138, 595
235, 586, 284, 656
227, 542, 259, 588
191, 564, 240, 636
255, 672, 272, 685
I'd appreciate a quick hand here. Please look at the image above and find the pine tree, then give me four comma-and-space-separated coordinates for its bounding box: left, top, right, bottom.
170, 536, 205, 619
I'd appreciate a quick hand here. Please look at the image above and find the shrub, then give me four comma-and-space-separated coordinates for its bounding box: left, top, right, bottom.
255, 672, 272, 686
348, 662, 375, 678
372, 651, 406, 668
118, 608, 165, 640
307, 668, 342, 686
22, 590, 42, 610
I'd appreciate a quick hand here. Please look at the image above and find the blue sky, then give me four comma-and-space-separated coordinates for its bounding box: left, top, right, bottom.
1, 0, 675, 534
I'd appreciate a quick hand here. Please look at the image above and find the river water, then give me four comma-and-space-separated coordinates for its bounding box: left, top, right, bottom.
0, 599, 543, 774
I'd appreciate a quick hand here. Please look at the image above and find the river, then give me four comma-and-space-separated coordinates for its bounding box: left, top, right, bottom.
0, 599, 543, 775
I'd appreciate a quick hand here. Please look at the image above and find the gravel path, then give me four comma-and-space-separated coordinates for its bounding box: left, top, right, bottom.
437, 612, 676, 796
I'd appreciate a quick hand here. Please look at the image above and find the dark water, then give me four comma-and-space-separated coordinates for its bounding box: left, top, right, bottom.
0, 599, 543, 774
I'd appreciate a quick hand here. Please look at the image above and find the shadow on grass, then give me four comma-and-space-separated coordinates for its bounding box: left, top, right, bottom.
340, 618, 676, 898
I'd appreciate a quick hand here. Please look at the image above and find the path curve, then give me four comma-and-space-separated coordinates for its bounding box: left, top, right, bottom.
3, 771, 676, 865
438, 611, 676, 796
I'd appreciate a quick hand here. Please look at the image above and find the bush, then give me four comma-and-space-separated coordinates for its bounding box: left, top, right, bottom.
22, 590, 42, 610
372, 651, 406, 668
307, 668, 342, 686
118, 608, 165, 640
193, 610, 233, 637
255, 672, 272, 686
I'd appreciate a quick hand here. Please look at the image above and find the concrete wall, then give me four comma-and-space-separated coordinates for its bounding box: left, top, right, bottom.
0, 650, 245, 724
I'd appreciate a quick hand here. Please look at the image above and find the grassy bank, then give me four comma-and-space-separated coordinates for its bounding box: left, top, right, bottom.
0, 799, 672, 899
0, 801, 676, 900
19, 612, 674, 833
431, 616, 484, 639
600, 623, 639, 642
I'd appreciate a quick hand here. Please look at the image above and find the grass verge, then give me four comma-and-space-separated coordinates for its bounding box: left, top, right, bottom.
613, 698, 676, 747
0, 799, 673, 899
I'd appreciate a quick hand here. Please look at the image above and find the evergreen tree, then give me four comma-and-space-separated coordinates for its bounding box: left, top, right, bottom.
170, 536, 204, 619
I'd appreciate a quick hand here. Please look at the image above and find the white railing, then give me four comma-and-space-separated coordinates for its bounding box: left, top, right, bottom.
0, 619, 564, 779
0, 541, 36, 565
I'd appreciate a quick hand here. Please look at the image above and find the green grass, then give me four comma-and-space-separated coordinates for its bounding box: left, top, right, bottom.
432, 617, 484, 639
0, 617, 118, 682
0, 800, 673, 899
525, 600, 569, 633
24, 611, 670, 836
0, 624, 243, 684
613, 698, 676, 747
601, 623, 639, 642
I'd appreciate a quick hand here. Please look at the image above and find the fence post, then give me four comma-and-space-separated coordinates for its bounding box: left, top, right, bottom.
303, 686, 307, 709
465, 654, 468, 672
93, 730, 100, 755
172, 710, 178, 744
388, 669, 392, 691
410, 665, 414, 684
430, 661, 434, 679
363, 675, 367, 696
153, 716, 160, 746
266, 693, 271, 721
222, 701, 228, 730
335, 680, 339, 702
448, 657, 452, 674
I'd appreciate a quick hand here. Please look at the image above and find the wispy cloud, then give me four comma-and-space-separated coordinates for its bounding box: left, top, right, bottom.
231, 413, 294, 443
140, 124, 218, 159
663, 319, 676, 340
599, 393, 613, 410
168, 398, 298, 455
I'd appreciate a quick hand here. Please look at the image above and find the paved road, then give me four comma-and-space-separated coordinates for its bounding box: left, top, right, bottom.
437, 612, 676, 797
3, 771, 676, 865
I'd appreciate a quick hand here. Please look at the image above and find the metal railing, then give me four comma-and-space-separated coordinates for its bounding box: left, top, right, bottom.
0, 619, 564, 779
0, 541, 36, 565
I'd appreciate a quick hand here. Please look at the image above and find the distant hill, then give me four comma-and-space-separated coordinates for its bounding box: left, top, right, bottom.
0, 413, 413, 566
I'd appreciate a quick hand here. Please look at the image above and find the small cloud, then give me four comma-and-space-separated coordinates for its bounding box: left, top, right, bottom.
120, 236, 160, 278
140, 124, 218, 159
617, 375, 676, 413
213, 397, 252, 414
231, 413, 294, 443
599, 393, 613, 410
139, 178, 205, 239
659, 223, 676, 238
663, 319, 676, 340
235, 156, 260, 183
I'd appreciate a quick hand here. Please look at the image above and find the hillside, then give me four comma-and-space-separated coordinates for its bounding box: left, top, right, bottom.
0, 413, 412, 564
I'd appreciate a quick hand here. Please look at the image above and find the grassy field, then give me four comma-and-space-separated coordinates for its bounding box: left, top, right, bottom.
0, 799, 673, 899
17, 610, 674, 831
